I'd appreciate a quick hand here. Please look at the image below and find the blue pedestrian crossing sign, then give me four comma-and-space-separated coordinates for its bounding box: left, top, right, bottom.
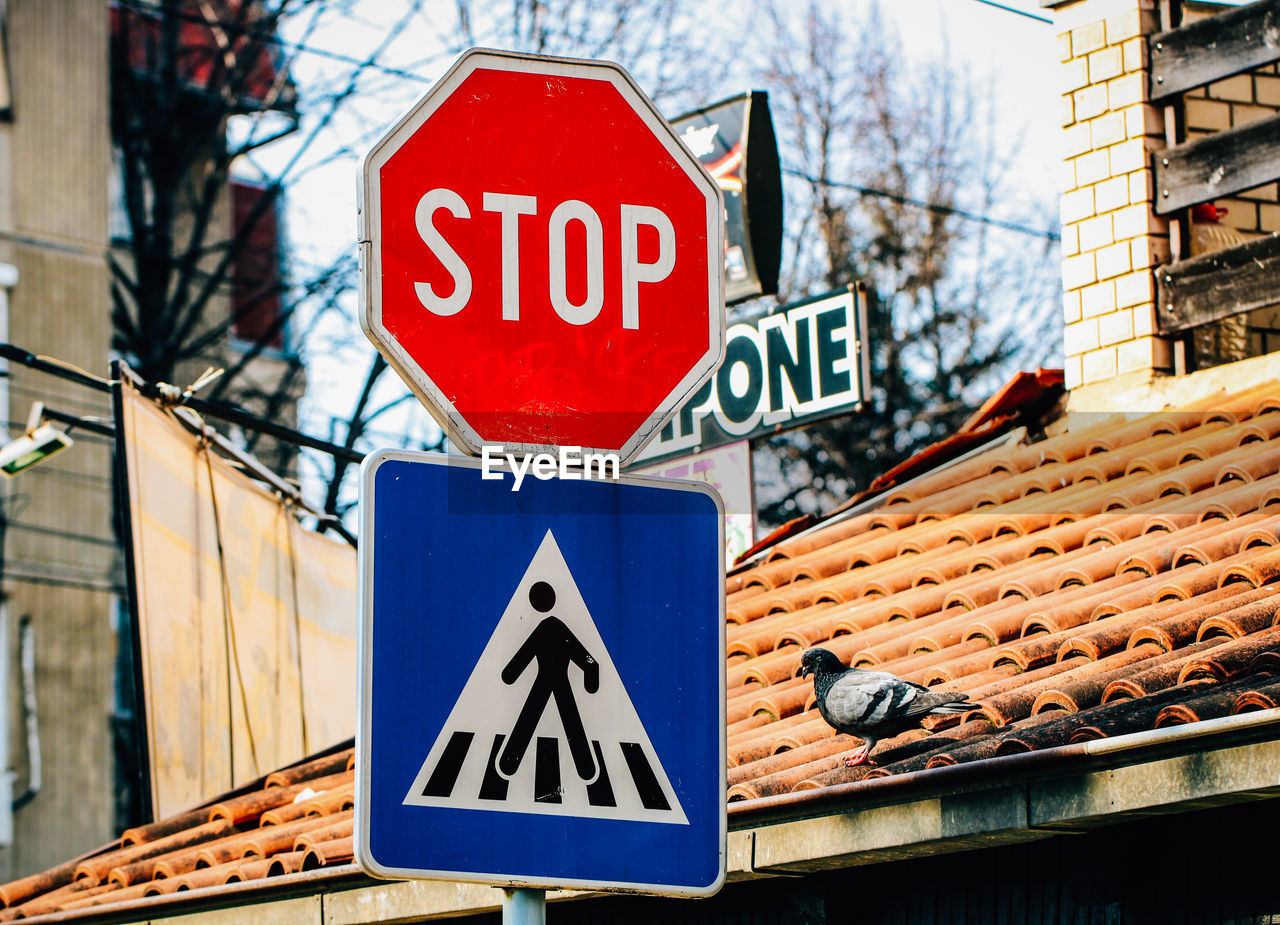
355, 450, 726, 896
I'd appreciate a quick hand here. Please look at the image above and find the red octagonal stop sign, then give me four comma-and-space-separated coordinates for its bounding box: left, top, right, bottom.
359, 49, 725, 463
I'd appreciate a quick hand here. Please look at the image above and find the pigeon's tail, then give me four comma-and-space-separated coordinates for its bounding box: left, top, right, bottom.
928, 693, 971, 714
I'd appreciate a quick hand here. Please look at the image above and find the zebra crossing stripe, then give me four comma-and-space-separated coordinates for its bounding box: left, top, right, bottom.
421, 731, 472, 798
585, 741, 616, 808
535, 737, 561, 804
478, 736, 508, 802
621, 742, 670, 812
420, 733, 667, 812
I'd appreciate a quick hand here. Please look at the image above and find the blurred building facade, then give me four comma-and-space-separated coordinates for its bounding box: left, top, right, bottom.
0, 0, 303, 879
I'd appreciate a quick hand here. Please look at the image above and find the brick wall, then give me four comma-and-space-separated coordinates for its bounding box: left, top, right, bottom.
1051, 0, 1280, 393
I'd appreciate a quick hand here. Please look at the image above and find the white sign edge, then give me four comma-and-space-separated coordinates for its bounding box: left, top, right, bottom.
354, 448, 728, 897
357, 48, 726, 466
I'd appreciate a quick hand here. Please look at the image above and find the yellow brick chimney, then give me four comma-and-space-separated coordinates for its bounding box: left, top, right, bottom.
1047, 0, 1171, 392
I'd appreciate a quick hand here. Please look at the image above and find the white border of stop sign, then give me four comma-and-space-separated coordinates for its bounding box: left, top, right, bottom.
358, 48, 726, 465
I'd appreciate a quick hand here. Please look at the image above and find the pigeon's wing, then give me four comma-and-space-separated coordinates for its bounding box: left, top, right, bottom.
856, 669, 932, 695
823, 671, 925, 731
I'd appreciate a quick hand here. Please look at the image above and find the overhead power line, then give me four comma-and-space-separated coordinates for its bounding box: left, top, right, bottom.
113, 0, 435, 84
0, 344, 364, 464
783, 167, 1061, 242
968, 0, 1053, 23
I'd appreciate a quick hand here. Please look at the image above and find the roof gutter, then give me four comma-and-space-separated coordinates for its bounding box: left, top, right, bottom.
727, 707, 1280, 827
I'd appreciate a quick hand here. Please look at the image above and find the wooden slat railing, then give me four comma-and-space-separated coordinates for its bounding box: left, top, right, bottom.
1151, 0, 1280, 338
1148, 0, 1280, 102
1154, 112, 1280, 214
1157, 234, 1280, 332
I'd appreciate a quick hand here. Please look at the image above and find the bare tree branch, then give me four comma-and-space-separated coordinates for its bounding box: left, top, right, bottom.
753, 0, 1059, 526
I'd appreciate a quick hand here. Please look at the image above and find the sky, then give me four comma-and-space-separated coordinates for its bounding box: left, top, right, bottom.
909, 0, 1061, 181
246, 0, 1067, 508
274, 0, 1064, 261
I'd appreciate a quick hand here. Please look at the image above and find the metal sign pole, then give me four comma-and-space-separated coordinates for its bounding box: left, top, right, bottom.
503, 888, 546, 925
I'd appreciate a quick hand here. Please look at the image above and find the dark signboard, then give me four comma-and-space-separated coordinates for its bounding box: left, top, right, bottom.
634, 286, 869, 466
672, 91, 783, 305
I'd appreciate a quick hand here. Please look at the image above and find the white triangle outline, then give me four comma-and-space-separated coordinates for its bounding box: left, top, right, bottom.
403, 529, 689, 824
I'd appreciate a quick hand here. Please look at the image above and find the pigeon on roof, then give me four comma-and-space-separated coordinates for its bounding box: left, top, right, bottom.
800, 647, 972, 766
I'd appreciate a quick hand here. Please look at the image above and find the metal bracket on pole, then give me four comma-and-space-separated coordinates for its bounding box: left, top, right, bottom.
502, 888, 546, 925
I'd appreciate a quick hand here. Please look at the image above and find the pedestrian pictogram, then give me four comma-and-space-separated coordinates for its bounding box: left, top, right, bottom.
402, 531, 687, 824
498, 587, 598, 782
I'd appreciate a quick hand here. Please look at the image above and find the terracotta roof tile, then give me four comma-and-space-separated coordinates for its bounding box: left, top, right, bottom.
266, 850, 306, 877
1152, 673, 1276, 727
259, 781, 354, 826
715, 385, 1280, 800
207, 771, 350, 826
0, 743, 360, 920
1101, 637, 1232, 702
73, 818, 238, 886
303, 836, 355, 872
7, 382, 1280, 917
1231, 678, 1280, 711
168, 859, 252, 893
